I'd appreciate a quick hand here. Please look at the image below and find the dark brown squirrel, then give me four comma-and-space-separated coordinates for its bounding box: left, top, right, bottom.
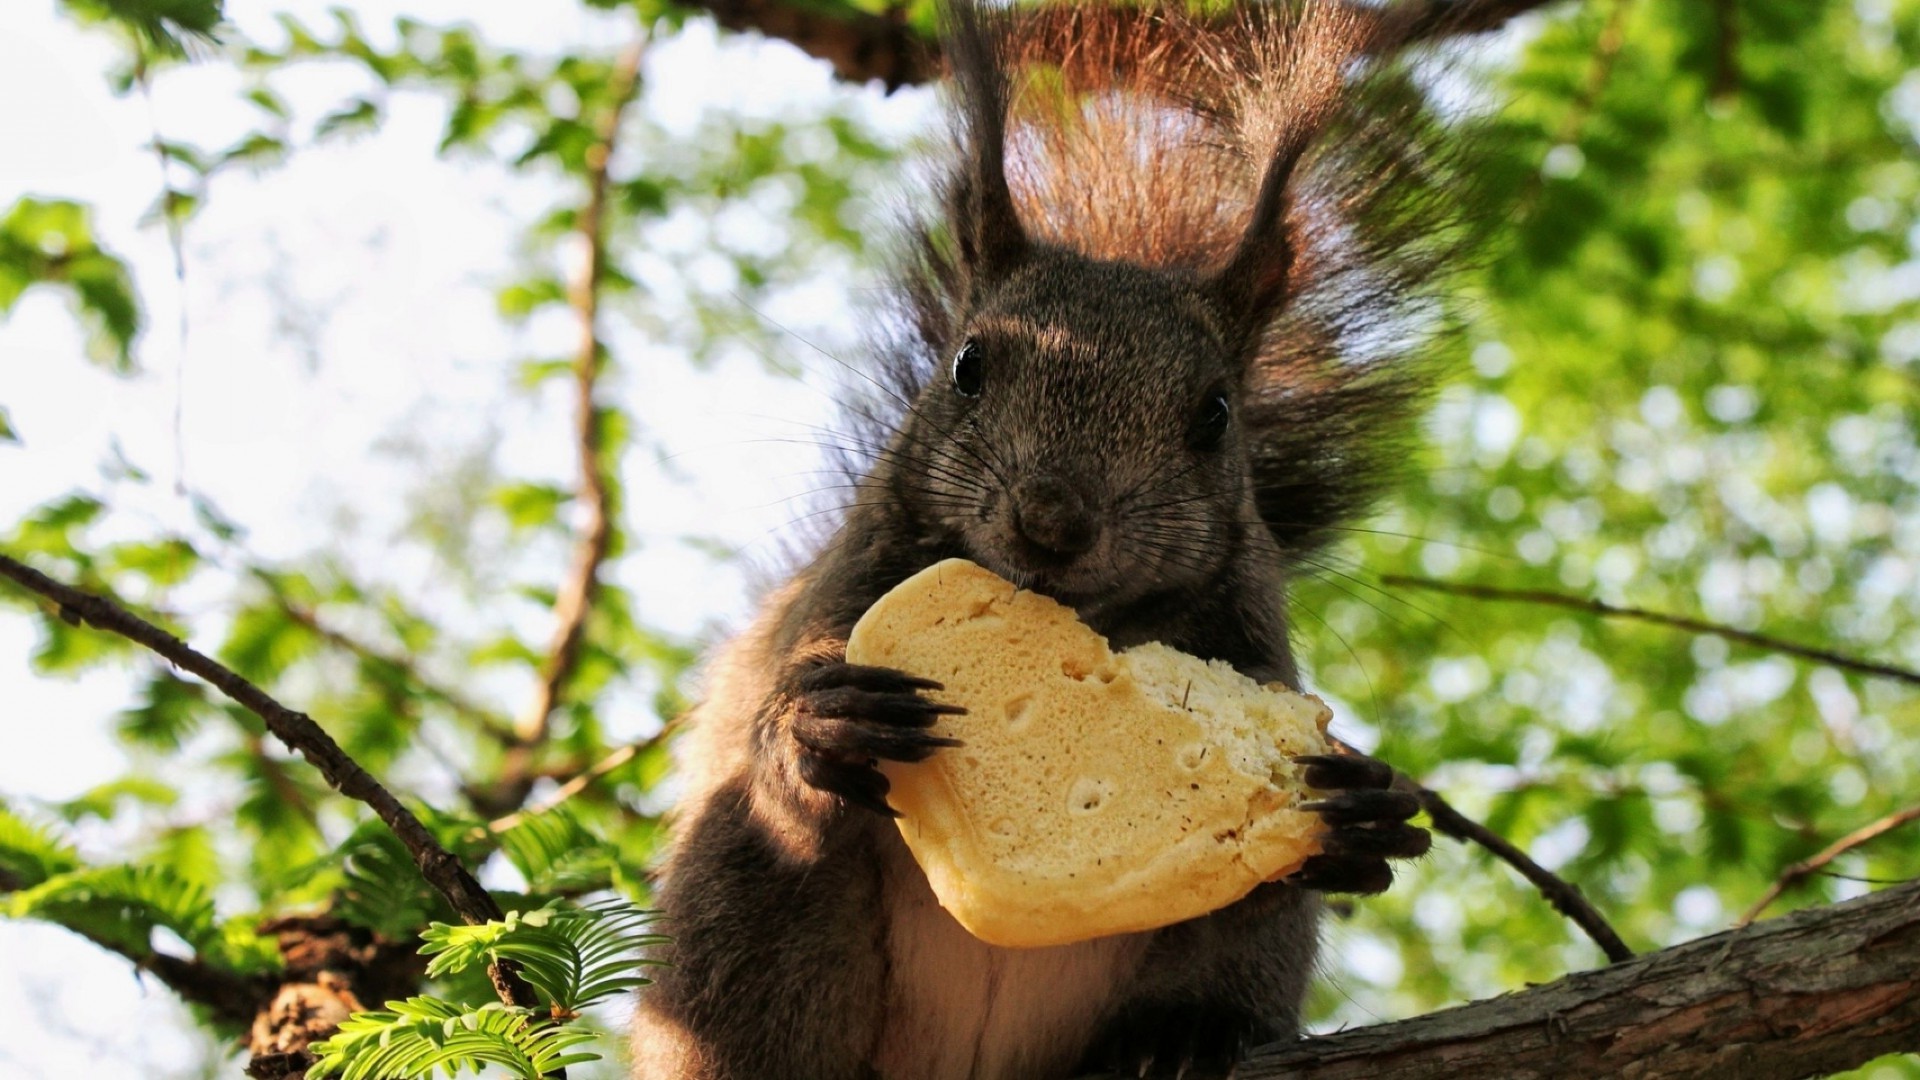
633, 2, 1477, 1077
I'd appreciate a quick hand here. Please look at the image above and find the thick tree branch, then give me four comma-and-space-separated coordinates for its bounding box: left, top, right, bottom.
1404, 776, 1634, 963
1742, 805, 1920, 927
0, 551, 536, 1013
1389, 0, 1572, 44
1205, 877, 1920, 1079
668, 0, 1573, 90
510, 39, 645, 767
669, 0, 930, 88
1382, 575, 1920, 689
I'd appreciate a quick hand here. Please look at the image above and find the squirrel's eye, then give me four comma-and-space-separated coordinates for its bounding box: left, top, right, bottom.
951, 339, 984, 398
1189, 390, 1231, 451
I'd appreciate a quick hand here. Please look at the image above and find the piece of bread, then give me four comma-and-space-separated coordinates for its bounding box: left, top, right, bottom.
845, 558, 1331, 949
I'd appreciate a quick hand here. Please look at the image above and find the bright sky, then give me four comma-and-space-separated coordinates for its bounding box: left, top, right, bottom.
0, 1, 934, 1072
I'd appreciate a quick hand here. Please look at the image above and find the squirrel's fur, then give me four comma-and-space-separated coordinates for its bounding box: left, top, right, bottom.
633, 3, 1470, 1078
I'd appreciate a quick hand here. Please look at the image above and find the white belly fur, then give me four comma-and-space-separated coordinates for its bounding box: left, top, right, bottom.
874, 839, 1148, 1080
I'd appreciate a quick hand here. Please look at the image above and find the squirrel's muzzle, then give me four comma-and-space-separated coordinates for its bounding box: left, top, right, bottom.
1009, 474, 1098, 562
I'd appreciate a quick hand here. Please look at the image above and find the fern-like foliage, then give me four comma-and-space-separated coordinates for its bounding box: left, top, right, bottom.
423, 899, 665, 1017
309, 898, 665, 1079
305, 999, 600, 1080
7, 863, 277, 973
0, 804, 81, 888
275, 820, 455, 939
495, 809, 621, 896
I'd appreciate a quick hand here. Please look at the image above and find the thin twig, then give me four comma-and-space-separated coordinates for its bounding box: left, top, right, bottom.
0, 552, 537, 1011
1382, 575, 1920, 689
512, 38, 646, 757
1399, 774, 1635, 962
265, 582, 517, 744
484, 718, 681, 836
1740, 804, 1920, 927
1513, 0, 1634, 219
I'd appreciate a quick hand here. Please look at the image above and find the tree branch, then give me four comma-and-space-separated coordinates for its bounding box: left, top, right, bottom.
483, 718, 681, 836
1388, 0, 1574, 44
0, 551, 536, 1013
264, 580, 517, 744
510, 38, 645, 764
1381, 575, 1920, 689
1403, 776, 1635, 963
667, 0, 1574, 91
668, 0, 930, 89
1742, 805, 1920, 927
1180, 877, 1920, 1079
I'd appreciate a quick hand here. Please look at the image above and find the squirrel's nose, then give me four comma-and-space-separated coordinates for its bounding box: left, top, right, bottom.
1010, 474, 1098, 557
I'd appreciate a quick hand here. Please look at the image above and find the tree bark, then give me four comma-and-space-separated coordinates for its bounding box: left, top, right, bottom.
1230, 878, 1920, 1079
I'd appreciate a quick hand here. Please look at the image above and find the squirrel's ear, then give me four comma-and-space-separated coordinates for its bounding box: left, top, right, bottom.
943, 2, 1029, 293
1203, 130, 1310, 356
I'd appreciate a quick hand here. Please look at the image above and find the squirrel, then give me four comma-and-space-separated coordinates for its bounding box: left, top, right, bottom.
633, 2, 1473, 1077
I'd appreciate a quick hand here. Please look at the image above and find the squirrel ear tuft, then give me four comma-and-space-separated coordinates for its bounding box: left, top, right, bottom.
1204, 130, 1309, 354
943, 1, 1029, 293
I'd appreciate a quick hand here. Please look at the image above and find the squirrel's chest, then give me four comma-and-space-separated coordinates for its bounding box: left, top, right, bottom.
873, 840, 1147, 1080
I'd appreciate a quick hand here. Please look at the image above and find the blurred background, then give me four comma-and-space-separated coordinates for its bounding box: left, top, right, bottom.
1, 0, 1916, 1075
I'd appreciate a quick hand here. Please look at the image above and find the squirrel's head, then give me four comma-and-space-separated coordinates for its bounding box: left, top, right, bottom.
894, 250, 1264, 609
880, 2, 1314, 610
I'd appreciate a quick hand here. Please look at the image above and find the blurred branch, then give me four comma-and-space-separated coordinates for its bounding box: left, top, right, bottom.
509, 37, 646, 781
263, 579, 517, 744
1381, 575, 1920, 689
1741, 804, 1920, 927
1388, 0, 1575, 43
1517, 0, 1633, 217
1399, 774, 1634, 963
484, 718, 681, 836
1208, 877, 1920, 1079
1710, 0, 1739, 99
670, 0, 929, 89
672, 0, 1573, 92
0, 551, 537, 1013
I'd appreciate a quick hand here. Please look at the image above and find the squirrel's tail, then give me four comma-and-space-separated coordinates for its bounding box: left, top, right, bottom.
890, 0, 1481, 562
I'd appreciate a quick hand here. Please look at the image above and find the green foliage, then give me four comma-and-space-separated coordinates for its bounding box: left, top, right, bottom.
6, 0, 1920, 1075
421, 900, 665, 1015
306, 998, 600, 1080
0, 805, 82, 889
59, 0, 225, 58
0, 199, 143, 372
7, 862, 278, 974
308, 899, 661, 1079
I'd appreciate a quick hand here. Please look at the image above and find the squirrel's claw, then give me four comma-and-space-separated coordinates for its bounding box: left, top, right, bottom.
1287, 854, 1394, 896
1288, 750, 1429, 895
789, 660, 963, 815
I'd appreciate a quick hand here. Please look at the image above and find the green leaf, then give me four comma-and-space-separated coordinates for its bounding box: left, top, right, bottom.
421, 899, 665, 1014
8, 863, 277, 973
0, 805, 82, 889
55, 776, 180, 822
0, 405, 17, 445
116, 671, 208, 750
57, 0, 225, 58
307, 998, 599, 1080
495, 809, 618, 895
490, 481, 570, 533
0, 198, 143, 372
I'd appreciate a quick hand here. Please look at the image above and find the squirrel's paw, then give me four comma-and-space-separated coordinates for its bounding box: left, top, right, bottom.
789, 662, 964, 817
1285, 753, 1430, 894
1081, 1002, 1260, 1080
